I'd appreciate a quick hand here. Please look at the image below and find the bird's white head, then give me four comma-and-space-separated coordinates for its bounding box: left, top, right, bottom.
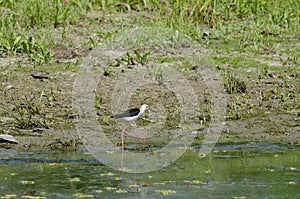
140, 104, 149, 113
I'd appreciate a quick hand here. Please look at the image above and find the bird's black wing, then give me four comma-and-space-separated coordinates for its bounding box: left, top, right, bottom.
113, 108, 140, 119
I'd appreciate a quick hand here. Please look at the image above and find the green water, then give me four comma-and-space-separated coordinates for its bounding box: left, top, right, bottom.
0, 143, 299, 198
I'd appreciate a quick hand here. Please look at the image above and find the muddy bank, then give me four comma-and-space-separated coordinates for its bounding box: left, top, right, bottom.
0, 52, 299, 151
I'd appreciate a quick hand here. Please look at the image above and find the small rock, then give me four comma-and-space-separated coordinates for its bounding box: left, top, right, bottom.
29, 70, 49, 79
0, 134, 18, 144
5, 85, 15, 90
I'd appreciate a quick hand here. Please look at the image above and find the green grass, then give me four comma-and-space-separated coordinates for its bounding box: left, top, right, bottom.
1, 0, 299, 62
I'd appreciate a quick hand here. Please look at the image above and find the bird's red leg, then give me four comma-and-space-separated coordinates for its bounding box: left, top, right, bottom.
121, 126, 126, 152
121, 125, 126, 168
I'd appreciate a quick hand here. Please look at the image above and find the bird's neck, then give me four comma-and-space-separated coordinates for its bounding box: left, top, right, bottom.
138, 108, 145, 116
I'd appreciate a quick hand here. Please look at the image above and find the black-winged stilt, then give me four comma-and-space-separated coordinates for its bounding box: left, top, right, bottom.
112, 104, 151, 152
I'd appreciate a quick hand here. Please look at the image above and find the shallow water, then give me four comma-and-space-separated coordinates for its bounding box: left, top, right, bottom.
0, 143, 299, 198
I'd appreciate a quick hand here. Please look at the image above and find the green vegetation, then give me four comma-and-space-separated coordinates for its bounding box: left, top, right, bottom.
1, 0, 299, 57
1, 0, 299, 66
